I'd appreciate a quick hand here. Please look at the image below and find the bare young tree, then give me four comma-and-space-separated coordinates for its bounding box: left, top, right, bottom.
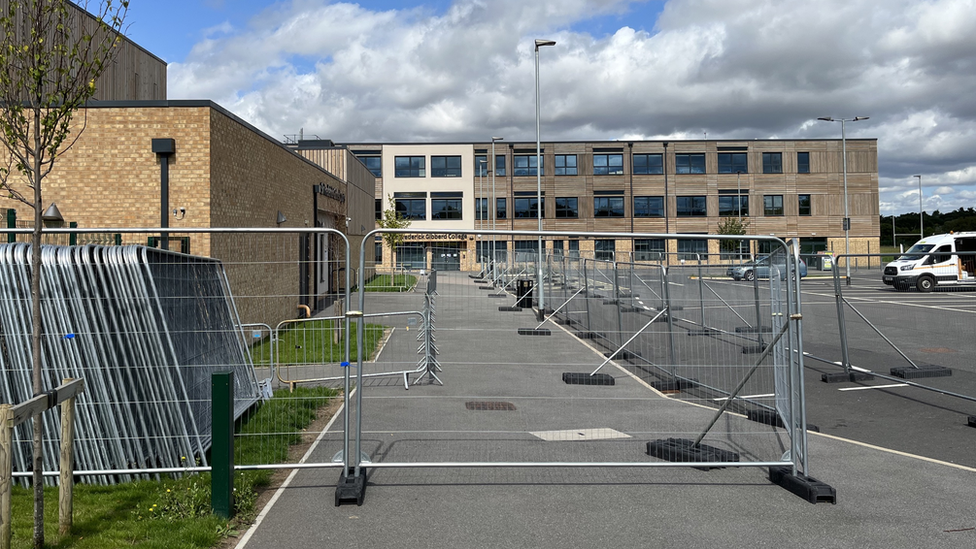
375, 194, 412, 269
0, 1, 129, 546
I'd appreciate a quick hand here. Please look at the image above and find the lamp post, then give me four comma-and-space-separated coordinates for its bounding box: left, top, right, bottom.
491, 136, 503, 268
478, 158, 486, 264
535, 38, 555, 316
914, 174, 923, 238
818, 116, 868, 285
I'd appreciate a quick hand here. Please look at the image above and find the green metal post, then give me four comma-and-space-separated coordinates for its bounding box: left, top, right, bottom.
69, 222, 77, 246
211, 372, 234, 518
5, 209, 14, 243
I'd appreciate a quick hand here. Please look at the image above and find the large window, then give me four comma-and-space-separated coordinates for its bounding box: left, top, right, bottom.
554, 154, 578, 176
678, 238, 709, 260
595, 239, 615, 261
393, 192, 426, 220
797, 152, 810, 174
394, 156, 425, 177
514, 155, 543, 176
496, 197, 507, 220
568, 240, 580, 258
676, 195, 707, 217
514, 192, 544, 218
798, 194, 812, 216
594, 193, 625, 217
718, 152, 748, 174
476, 198, 489, 220
633, 154, 664, 175
375, 198, 382, 220
633, 196, 664, 217
374, 238, 383, 263
361, 156, 382, 177
764, 194, 784, 216
431, 155, 461, 177
431, 192, 462, 219
762, 152, 783, 174
593, 153, 624, 175
634, 239, 666, 261
475, 154, 488, 176
675, 153, 705, 174
555, 197, 579, 218
514, 240, 540, 262
718, 190, 749, 217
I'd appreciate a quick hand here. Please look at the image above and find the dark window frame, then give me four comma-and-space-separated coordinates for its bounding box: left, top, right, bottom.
633, 195, 664, 217
676, 195, 707, 217
797, 152, 810, 174
514, 197, 545, 218
594, 196, 625, 217
798, 194, 812, 216
675, 153, 706, 174
554, 154, 578, 176
431, 155, 462, 177
593, 153, 624, 175
717, 152, 748, 174
394, 156, 425, 178
764, 194, 784, 216
513, 155, 543, 177
762, 152, 783, 174
633, 153, 664, 175
555, 197, 579, 218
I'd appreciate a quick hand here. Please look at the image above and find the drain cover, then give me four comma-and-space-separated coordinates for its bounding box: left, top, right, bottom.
465, 401, 516, 411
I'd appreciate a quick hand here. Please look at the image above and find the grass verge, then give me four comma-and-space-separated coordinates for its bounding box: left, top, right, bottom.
363, 273, 417, 292
9, 386, 340, 549
249, 319, 385, 365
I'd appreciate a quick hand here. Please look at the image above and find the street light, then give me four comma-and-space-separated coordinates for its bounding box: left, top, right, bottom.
914, 174, 923, 238
478, 159, 486, 263
818, 116, 869, 285
535, 38, 555, 317
491, 136, 503, 268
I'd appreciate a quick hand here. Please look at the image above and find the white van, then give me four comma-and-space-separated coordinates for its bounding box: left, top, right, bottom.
882, 232, 976, 291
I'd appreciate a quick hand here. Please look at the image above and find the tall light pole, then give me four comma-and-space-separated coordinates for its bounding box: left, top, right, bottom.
478, 159, 486, 263
914, 174, 923, 238
535, 38, 555, 316
491, 136, 503, 267
818, 116, 868, 285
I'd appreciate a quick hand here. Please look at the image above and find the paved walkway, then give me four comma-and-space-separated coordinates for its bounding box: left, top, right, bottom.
237, 271, 976, 549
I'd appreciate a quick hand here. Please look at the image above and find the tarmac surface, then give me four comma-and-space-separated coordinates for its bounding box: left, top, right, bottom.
236, 270, 976, 549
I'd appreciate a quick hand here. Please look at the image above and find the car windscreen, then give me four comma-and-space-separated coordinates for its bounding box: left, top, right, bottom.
898, 243, 934, 261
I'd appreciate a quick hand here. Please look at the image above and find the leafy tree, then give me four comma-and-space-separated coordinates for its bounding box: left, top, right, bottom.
717, 216, 749, 257
0, 1, 129, 546
375, 194, 412, 266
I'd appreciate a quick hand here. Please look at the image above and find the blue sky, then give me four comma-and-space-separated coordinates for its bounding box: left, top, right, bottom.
120, 0, 976, 216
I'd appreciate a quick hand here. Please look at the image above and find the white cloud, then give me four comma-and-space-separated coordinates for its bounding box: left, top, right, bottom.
169, 0, 976, 214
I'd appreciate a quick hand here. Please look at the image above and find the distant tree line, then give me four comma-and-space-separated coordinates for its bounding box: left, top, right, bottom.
880, 207, 976, 247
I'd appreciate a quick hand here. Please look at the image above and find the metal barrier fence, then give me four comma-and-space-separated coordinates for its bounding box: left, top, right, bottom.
341, 230, 821, 505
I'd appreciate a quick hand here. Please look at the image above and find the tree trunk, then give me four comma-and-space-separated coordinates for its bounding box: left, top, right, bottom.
31, 105, 44, 549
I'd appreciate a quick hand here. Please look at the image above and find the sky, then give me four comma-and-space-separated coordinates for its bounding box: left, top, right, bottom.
121, 0, 976, 217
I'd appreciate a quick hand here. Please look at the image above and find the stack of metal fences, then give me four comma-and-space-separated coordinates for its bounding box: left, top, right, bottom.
0, 243, 261, 484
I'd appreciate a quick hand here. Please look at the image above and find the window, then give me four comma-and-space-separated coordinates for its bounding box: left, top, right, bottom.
593, 154, 624, 175
633, 196, 664, 217
718, 152, 748, 174
552, 240, 564, 256
514, 155, 542, 176
514, 193, 544, 218
762, 152, 783, 174
431, 155, 461, 177
475, 155, 488, 176
676, 196, 707, 217
797, 152, 810, 174
361, 156, 382, 177
675, 153, 705, 174
393, 192, 426, 220
764, 195, 784, 216
374, 237, 383, 263
595, 239, 615, 261
634, 239, 665, 261
375, 198, 382, 220
431, 192, 462, 220
678, 238, 709, 260
394, 156, 425, 177
495, 155, 506, 177
798, 194, 811, 216
633, 154, 664, 175
718, 190, 749, 217
476, 198, 489, 220
594, 194, 625, 217
496, 197, 507, 220
568, 240, 580, 258
514, 240, 540, 262
554, 154, 578, 176
721, 239, 749, 261
555, 197, 579, 218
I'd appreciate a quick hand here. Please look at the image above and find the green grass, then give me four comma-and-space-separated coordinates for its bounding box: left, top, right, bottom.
249, 319, 385, 366
9, 386, 340, 549
363, 274, 417, 292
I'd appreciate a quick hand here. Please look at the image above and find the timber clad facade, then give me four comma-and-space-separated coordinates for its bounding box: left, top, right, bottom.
343, 139, 880, 271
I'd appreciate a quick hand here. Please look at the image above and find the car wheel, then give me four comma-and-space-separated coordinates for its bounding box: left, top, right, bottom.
916, 276, 934, 293
744, 270, 755, 281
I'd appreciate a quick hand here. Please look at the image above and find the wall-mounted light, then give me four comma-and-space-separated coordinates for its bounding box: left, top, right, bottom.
41, 203, 64, 223
276, 211, 287, 225
172, 207, 186, 220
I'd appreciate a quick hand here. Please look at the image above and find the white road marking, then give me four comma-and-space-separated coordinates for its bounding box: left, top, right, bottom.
838, 383, 910, 392
530, 428, 632, 441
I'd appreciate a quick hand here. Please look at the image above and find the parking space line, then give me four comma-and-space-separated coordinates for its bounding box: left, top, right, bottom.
838, 383, 909, 392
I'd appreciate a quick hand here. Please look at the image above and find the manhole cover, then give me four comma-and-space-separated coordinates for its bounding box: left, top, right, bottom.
465, 401, 516, 411
920, 348, 956, 354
